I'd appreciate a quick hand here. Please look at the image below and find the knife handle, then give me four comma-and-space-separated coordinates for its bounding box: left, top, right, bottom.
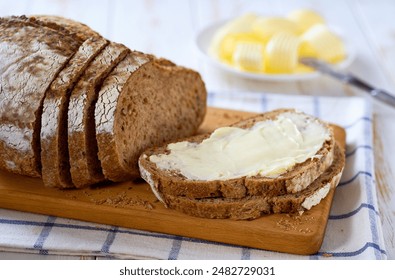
347, 75, 395, 108
370, 89, 395, 108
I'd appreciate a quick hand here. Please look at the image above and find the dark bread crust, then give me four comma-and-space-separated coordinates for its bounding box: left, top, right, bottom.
139, 109, 335, 199
41, 37, 108, 188
95, 55, 207, 182
31, 15, 102, 41
68, 43, 129, 188
0, 17, 81, 177
161, 144, 345, 220
1, 15, 86, 44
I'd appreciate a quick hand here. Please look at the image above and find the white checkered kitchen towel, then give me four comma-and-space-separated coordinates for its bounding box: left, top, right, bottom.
0, 91, 387, 260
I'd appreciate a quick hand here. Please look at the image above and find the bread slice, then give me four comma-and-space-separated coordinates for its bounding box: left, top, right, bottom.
0, 17, 81, 177
95, 54, 207, 182
160, 144, 345, 220
139, 109, 335, 199
67, 43, 129, 188
40, 37, 108, 188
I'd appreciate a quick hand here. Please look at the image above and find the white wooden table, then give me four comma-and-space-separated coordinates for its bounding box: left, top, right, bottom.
0, 0, 394, 259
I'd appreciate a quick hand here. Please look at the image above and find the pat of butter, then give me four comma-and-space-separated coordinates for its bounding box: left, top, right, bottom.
149, 112, 330, 181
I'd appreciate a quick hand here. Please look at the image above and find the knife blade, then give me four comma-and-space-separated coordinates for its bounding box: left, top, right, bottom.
300, 57, 395, 108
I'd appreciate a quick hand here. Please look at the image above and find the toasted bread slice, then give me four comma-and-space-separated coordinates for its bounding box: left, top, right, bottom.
160, 144, 345, 220
139, 109, 335, 199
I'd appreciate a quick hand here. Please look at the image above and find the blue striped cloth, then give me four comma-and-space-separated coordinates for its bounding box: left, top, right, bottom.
0, 91, 387, 259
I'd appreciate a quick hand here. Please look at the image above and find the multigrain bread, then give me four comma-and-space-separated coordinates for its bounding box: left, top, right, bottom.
40, 37, 108, 188
139, 109, 335, 199
95, 54, 207, 182
160, 144, 344, 220
68, 43, 129, 188
0, 17, 81, 177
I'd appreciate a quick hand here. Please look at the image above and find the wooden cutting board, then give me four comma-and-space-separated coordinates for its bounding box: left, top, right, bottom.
0, 107, 345, 255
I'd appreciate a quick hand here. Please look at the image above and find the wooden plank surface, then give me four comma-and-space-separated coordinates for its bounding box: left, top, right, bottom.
0, 107, 345, 255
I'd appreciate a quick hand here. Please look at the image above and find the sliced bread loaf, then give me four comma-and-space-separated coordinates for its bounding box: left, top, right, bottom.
139, 109, 335, 199
0, 17, 81, 177
95, 54, 207, 182
40, 37, 108, 188
67, 43, 129, 187
160, 144, 345, 220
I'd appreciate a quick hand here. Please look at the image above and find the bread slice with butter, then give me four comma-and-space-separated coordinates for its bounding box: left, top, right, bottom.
160, 144, 344, 219
139, 109, 335, 200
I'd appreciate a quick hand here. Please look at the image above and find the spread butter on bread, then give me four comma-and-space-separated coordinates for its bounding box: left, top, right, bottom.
139, 109, 345, 219
139, 109, 336, 199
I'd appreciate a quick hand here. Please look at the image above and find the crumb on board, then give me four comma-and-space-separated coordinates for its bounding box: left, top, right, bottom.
91, 191, 154, 210
322, 253, 333, 257
299, 228, 313, 233
276, 213, 316, 232
56, 182, 154, 210
83, 190, 92, 197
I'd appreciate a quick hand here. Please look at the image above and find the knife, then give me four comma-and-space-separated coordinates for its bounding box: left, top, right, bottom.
299, 57, 395, 108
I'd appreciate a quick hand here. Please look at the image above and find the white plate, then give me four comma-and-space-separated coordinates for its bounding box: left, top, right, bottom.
196, 20, 356, 81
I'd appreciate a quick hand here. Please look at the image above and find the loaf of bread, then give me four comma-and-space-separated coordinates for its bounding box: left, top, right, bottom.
0, 15, 207, 188
138, 109, 345, 220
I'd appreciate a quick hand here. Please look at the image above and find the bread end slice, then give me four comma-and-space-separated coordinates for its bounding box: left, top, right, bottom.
0, 17, 81, 178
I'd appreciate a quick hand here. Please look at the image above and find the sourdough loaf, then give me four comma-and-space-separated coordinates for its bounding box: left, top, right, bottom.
138, 109, 335, 199
68, 43, 129, 187
0, 17, 81, 177
95, 54, 207, 182
41, 37, 108, 188
160, 144, 345, 220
